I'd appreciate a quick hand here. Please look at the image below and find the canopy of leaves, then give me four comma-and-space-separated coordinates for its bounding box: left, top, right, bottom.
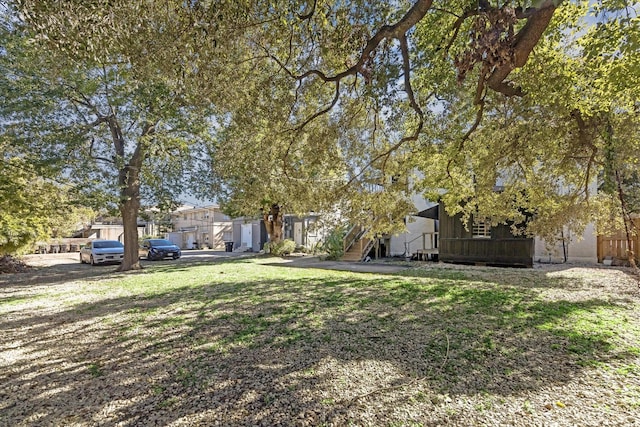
0, 153, 93, 254
200, 0, 640, 239
2, 1, 218, 220
11, 0, 640, 240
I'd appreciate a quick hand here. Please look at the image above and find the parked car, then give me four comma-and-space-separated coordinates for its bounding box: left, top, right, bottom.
80, 240, 124, 265
139, 239, 181, 261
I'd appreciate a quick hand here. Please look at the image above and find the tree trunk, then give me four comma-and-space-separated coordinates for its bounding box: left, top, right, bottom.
113, 121, 150, 272
263, 204, 283, 243
615, 169, 639, 272
118, 185, 142, 271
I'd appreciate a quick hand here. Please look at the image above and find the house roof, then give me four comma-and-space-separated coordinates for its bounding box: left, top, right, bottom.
415, 204, 439, 220
172, 205, 196, 213
171, 204, 223, 214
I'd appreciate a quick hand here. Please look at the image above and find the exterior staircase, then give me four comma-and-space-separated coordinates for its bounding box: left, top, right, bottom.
341, 225, 375, 262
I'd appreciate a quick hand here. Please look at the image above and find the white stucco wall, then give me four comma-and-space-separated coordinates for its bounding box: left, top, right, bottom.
534, 223, 598, 264
390, 217, 437, 257
389, 192, 438, 257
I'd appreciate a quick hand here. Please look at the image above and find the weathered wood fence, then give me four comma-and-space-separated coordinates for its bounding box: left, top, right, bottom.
597, 218, 640, 263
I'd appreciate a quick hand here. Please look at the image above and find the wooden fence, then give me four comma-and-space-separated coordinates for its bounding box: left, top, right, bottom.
439, 237, 534, 267
597, 219, 640, 263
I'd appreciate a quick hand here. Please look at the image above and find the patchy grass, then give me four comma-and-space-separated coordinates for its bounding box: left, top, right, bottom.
1, 259, 639, 426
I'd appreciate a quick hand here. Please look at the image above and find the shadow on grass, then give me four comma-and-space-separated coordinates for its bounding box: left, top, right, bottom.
398, 262, 640, 297
0, 255, 253, 290
0, 262, 133, 292
1, 259, 638, 425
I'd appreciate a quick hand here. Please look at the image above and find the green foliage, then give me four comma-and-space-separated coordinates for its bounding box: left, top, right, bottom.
1, 3, 219, 266
87, 363, 104, 378
264, 239, 296, 256
0, 155, 92, 255
195, 0, 640, 241
7, 0, 640, 247
322, 227, 346, 261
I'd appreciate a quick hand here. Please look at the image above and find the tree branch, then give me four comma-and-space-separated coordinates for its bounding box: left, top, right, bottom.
399, 33, 424, 127
486, 1, 560, 97
442, 9, 480, 56
88, 137, 115, 164
446, 100, 485, 182
297, 0, 317, 21
266, 0, 433, 85
108, 115, 125, 156
294, 80, 341, 132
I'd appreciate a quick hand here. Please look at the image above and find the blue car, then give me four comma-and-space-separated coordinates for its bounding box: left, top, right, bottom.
80, 240, 125, 265
140, 239, 182, 261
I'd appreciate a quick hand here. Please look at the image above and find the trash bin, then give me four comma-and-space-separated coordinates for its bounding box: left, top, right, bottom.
224, 242, 234, 252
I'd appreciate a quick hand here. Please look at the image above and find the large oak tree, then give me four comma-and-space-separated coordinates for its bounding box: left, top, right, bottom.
2, 2, 221, 269
10, 0, 640, 264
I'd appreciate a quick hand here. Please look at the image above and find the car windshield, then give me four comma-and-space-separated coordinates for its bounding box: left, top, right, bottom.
149, 239, 174, 246
93, 241, 124, 249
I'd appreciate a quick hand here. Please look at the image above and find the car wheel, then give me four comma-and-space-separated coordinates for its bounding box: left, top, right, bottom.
172, 255, 180, 260
90, 255, 96, 266
147, 251, 154, 261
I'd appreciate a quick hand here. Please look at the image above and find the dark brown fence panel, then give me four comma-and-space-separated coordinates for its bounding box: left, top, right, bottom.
440, 238, 534, 267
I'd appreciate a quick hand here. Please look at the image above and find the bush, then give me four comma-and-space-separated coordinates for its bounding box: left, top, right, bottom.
264, 239, 296, 256
322, 226, 346, 260
0, 255, 30, 274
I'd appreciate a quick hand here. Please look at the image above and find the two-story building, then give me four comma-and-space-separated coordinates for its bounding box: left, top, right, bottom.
167, 205, 233, 250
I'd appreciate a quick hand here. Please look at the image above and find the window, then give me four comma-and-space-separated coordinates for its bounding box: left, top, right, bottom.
472, 220, 491, 238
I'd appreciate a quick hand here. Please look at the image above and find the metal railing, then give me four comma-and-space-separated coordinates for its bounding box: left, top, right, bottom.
405, 232, 438, 257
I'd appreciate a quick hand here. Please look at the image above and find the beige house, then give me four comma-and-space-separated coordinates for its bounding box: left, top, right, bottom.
167, 205, 232, 250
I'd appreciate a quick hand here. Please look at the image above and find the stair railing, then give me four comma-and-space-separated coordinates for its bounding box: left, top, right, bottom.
343, 225, 366, 253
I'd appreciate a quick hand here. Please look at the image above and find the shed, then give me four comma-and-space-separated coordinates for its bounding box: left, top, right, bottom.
438, 201, 534, 267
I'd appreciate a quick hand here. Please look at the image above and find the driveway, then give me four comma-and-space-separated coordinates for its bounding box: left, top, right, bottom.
19, 251, 414, 278
21, 249, 253, 268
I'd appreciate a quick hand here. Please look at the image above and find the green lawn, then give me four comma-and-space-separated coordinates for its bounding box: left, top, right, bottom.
1, 258, 639, 426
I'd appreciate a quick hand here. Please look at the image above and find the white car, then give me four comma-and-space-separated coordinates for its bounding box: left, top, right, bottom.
80, 240, 125, 265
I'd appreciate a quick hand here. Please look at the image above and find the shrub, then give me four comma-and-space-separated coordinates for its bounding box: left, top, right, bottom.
322, 226, 346, 260
264, 239, 296, 256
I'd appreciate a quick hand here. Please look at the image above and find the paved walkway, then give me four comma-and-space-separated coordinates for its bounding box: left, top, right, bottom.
264, 256, 412, 274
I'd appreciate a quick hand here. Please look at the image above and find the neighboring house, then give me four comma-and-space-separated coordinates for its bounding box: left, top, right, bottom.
534, 224, 598, 264
345, 175, 601, 265
387, 199, 535, 267
436, 201, 534, 267
231, 216, 268, 252
389, 192, 439, 258
342, 189, 439, 262
230, 212, 327, 253
140, 207, 173, 238
47, 217, 146, 253
167, 205, 232, 250
283, 213, 326, 249
78, 220, 146, 242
